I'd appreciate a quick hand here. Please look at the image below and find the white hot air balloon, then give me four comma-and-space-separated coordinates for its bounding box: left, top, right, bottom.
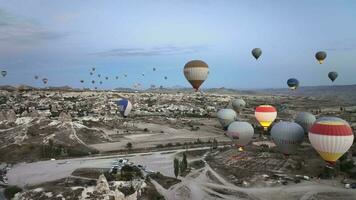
271, 121, 304, 155
232, 98, 246, 113
227, 121, 254, 151
295, 112, 316, 134
217, 109, 237, 130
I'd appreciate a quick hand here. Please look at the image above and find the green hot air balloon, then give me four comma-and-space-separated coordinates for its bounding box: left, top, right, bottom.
315, 51, 327, 64
252, 48, 262, 60
227, 121, 254, 151
295, 112, 316, 134
232, 98, 246, 113
271, 121, 304, 155
1, 71, 7, 77
217, 109, 237, 130
328, 71, 338, 82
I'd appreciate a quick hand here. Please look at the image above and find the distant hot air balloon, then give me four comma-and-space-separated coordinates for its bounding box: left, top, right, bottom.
287, 78, 299, 90
34, 75, 39, 80
92, 80, 95, 84
309, 117, 354, 165
90, 72, 93, 75
232, 98, 246, 113
115, 76, 119, 80
98, 74, 101, 78
227, 121, 254, 151
1, 71, 7, 77
255, 105, 277, 131
164, 76, 168, 80
153, 67, 156, 71
99, 81, 103, 84
42, 78, 48, 84
124, 74, 127, 78
328, 71, 338, 82
183, 60, 209, 91
252, 48, 262, 60
115, 99, 132, 117
80, 80, 84, 83
94, 87, 97, 89
271, 122, 304, 155
295, 112, 316, 134
92, 67, 95, 71
142, 73, 145, 76
315, 51, 327, 64
105, 77, 109, 80
217, 109, 237, 130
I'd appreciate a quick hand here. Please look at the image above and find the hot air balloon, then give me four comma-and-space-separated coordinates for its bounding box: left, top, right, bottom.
1, 71, 7, 77
232, 98, 246, 113
255, 105, 277, 131
328, 71, 338, 82
80, 80, 84, 83
309, 117, 354, 165
124, 74, 127, 78
34, 75, 39, 80
42, 78, 48, 84
115, 99, 132, 117
94, 87, 97, 89
92, 67, 95, 71
164, 76, 168, 80
227, 121, 254, 151
92, 80, 95, 84
315, 51, 327, 64
98, 74, 101, 78
99, 81, 103, 84
287, 78, 299, 90
90, 72, 93, 75
142, 73, 145, 76
295, 112, 316, 134
153, 67, 156, 71
271, 122, 304, 155
252, 48, 262, 60
217, 109, 237, 130
105, 77, 109, 80
183, 60, 209, 91
115, 76, 119, 80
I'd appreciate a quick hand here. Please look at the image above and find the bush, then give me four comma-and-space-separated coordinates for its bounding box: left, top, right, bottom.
166, 143, 173, 147
4, 186, 22, 199
156, 144, 164, 148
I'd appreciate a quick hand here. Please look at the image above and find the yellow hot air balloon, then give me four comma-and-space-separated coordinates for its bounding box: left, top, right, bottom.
309, 117, 354, 165
255, 105, 277, 131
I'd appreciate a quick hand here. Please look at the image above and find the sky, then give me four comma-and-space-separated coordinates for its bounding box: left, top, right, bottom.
0, 0, 356, 89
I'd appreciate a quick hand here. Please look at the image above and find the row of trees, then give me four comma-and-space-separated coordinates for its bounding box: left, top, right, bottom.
173, 152, 188, 178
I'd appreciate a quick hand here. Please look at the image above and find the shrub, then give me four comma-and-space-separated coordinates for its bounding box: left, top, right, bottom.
4, 186, 22, 199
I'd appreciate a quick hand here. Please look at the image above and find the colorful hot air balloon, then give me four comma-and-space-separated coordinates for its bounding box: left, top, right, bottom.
328, 71, 338, 82
115, 99, 132, 117
271, 122, 304, 155
287, 78, 299, 90
227, 121, 254, 151
232, 98, 246, 113
42, 78, 48, 84
309, 117, 354, 164
252, 48, 262, 60
315, 51, 327, 64
1, 71, 7, 77
255, 105, 277, 131
183, 60, 209, 91
295, 112, 316, 134
217, 109, 237, 129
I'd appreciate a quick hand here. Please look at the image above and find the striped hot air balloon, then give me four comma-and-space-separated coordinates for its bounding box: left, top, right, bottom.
114, 99, 132, 117
255, 105, 277, 131
309, 117, 354, 165
183, 60, 209, 91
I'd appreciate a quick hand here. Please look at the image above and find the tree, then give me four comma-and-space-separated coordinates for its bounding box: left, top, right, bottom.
180, 152, 188, 172
126, 142, 132, 151
173, 158, 179, 178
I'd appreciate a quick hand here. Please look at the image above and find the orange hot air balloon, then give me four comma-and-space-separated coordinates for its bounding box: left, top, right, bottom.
183, 60, 209, 91
255, 105, 277, 131
309, 117, 354, 165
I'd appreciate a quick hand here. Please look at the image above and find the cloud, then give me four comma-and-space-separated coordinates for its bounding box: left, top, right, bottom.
90, 45, 206, 57
325, 38, 356, 52
0, 9, 66, 45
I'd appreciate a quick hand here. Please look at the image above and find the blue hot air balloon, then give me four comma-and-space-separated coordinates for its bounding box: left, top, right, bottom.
114, 99, 132, 117
287, 78, 299, 90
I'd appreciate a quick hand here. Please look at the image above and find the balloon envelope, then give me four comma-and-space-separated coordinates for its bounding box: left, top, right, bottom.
232, 99, 246, 113
255, 105, 277, 130
1, 71, 7, 77
295, 112, 316, 133
315, 51, 327, 64
309, 117, 354, 164
252, 48, 262, 60
271, 122, 304, 155
115, 99, 132, 117
328, 71, 338, 82
183, 60, 209, 91
227, 121, 254, 147
287, 78, 299, 90
217, 109, 237, 129
42, 78, 48, 84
